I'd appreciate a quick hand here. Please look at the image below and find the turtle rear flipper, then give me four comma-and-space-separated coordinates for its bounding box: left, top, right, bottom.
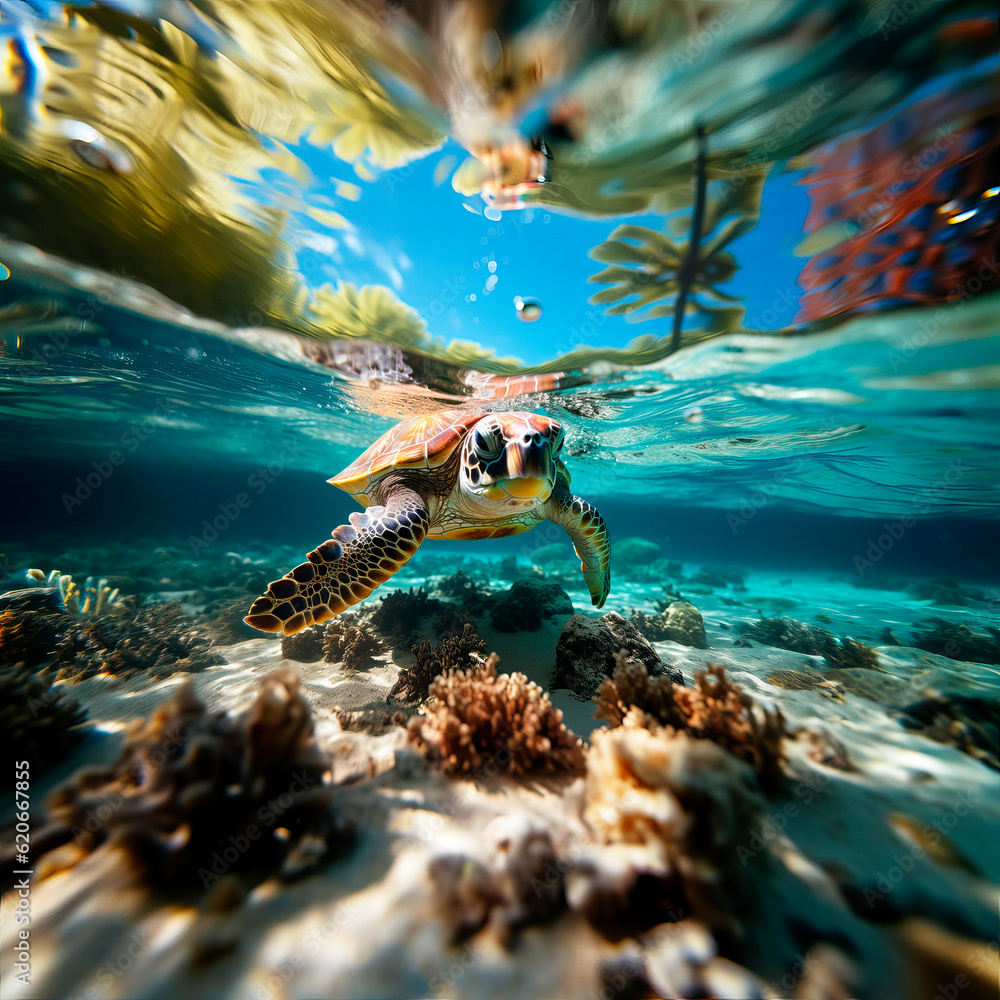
244, 489, 429, 636
543, 487, 611, 608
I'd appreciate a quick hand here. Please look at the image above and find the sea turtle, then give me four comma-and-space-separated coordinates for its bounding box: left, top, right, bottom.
244, 408, 611, 636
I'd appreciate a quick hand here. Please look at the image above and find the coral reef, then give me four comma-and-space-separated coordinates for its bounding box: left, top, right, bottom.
370, 587, 443, 649
490, 578, 574, 633
631, 601, 707, 649
613, 537, 661, 568
388, 623, 486, 704
593, 656, 787, 792
894, 694, 1000, 771
47, 602, 225, 682
737, 616, 879, 669
30, 669, 343, 891
435, 570, 495, 616
322, 614, 385, 669
553, 612, 680, 699
0, 600, 66, 668
407, 654, 586, 775
0, 665, 89, 782
432, 604, 477, 640
281, 624, 326, 663
574, 721, 768, 937
908, 619, 1000, 665
428, 819, 567, 945
27, 568, 123, 615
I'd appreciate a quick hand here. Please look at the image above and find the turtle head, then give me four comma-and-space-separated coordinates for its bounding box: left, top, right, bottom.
459, 413, 564, 508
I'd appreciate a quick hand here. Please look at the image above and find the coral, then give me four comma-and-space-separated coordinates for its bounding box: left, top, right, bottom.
30, 669, 343, 892
489, 578, 574, 633
435, 570, 495, 616
407, 653, 585, 775
553, 612, 679, 699
369, 587, 442, 648
428, 820, 567, 945
281, 625, 325, 663
737, 616, 840, 658
613, 537, 661, 569
594, 656, 787, 792
575, 721, 768, 937
894, 694, 1000, 771
737, 616, 878, 669
388, 623, 486, 704
824, 636, 880, 670
47, 602, 226, 682
631, 601, 707, 649
908, 619, 1000, 665
27, 568, 123, 615
432, 604, 476, 640
0, 666, 89, 782
0, 604, 66, 668
322, 614, 385, 669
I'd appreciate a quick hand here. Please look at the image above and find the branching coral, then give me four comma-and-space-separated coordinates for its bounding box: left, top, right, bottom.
30, 669, 343, 892
0, 604, 65, 667
322, 614, 385, 669
0, 666, 89, 782
407, 653, 586, 775
369, 587, 442, 649
388, 623, 486, 705
490, 578, 574, 633
593, 655, 787, 792
47, 602, 225, 682
281, 625, 326, 663
432, 604, 477, 640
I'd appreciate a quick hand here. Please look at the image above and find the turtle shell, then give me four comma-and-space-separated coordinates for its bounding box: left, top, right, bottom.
330, 407, 484, 502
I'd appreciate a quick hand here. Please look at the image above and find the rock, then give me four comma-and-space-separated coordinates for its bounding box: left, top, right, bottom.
552, 612, 680, 699
531, 542, 573, 566
631, 601, 708, 649
281, 625, 325, 663
490, 578, 574, 633
613, 537, 661, 568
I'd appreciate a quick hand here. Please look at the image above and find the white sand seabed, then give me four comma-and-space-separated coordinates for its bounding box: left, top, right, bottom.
2, 566, 999, 999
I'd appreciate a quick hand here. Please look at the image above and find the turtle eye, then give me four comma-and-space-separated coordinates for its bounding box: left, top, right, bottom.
475, 429, 497, 455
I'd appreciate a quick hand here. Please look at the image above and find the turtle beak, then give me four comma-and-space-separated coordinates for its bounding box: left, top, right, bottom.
481, 438, 556, 502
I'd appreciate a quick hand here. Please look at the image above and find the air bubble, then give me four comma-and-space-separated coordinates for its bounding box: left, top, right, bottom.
683, 406, 705, 424
484, 206, 502, 222
514, 297, 542, 322
487, 260, 497, 273
485, 275, 498, 291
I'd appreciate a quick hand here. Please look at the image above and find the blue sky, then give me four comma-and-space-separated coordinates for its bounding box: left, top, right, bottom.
291, 137, 810, 367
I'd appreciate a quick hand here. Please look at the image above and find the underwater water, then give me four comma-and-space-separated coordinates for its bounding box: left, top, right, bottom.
1, 1, 999, 999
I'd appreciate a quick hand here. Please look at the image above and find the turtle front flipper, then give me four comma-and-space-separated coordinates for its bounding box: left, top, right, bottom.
542, 486, 611, 608
244, 488, 429, 636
